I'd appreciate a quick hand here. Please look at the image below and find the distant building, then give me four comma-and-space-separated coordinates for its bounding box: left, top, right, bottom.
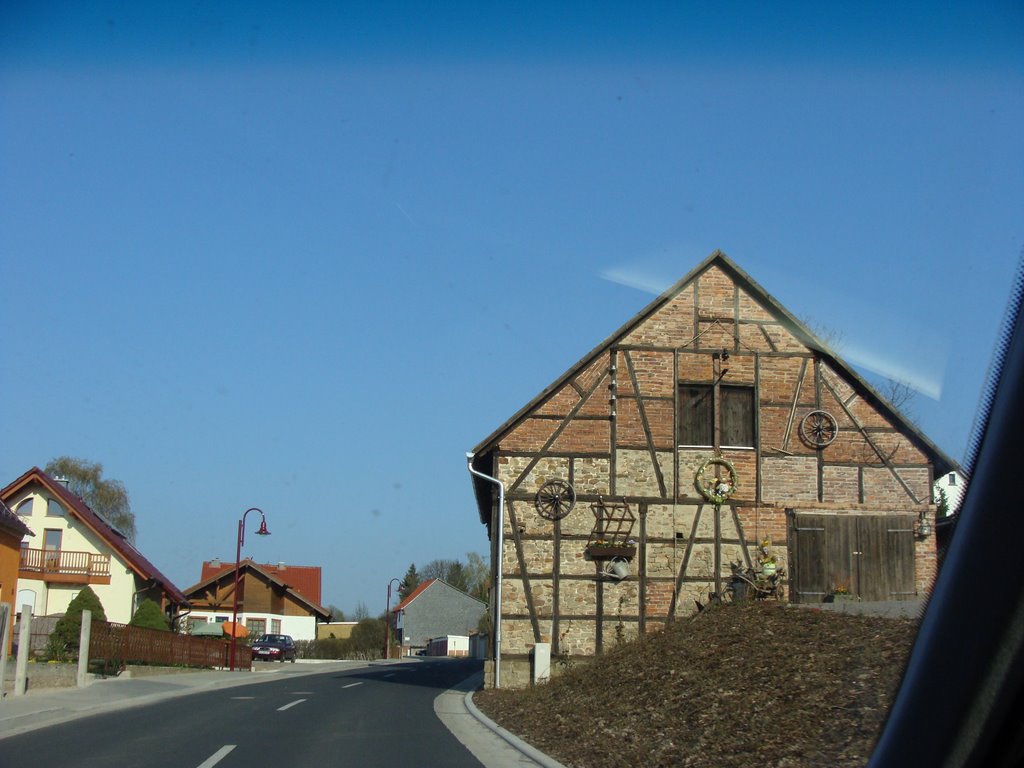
933, 470, 966, 517
317, 621, 357, 641
393, 579, 487, 655
183, 559, 330, 641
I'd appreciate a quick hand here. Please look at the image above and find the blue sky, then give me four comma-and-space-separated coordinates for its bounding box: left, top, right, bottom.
2, 2, 1022, 615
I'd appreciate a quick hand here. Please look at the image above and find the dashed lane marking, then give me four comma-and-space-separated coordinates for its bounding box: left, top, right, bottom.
277, 698, 307, 711
342, 682, 362, 689
197, 745, 235, 768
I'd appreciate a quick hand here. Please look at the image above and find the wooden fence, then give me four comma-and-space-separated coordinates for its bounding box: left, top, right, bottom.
89, 621, 252, 671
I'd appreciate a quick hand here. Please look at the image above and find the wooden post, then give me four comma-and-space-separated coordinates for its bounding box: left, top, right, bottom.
77, 609, 92, 688
14, 605, 31, 696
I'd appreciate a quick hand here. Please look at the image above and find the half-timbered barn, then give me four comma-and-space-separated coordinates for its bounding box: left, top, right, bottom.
468, 251, 958, 688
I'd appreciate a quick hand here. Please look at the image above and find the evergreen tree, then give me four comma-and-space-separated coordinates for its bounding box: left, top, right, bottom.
51, 586, 107, 654
129, 598, 170, 631
399, 563, 420, 600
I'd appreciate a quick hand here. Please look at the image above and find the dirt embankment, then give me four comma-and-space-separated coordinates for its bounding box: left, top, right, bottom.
474, 602, 918, 768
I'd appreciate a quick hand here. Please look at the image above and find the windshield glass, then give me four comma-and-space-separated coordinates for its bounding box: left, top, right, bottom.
3, 4, 1021, 765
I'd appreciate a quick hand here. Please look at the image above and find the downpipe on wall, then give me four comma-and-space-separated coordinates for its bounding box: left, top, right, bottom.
466, 452, 504, 689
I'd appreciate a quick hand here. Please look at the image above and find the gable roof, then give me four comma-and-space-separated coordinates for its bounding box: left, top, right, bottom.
184, 559, 330, 620
469, 250, 959, 520
393, 578, 487, 612
0, 467, 188, 606
199, 560, 322, 605
393, 578, 436, 612
0, 499, 33, 539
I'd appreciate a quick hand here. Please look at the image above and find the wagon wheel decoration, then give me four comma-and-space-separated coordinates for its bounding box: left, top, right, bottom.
535, 479, 577, 521
799, 410, 838, 447
695, 457, 738, 505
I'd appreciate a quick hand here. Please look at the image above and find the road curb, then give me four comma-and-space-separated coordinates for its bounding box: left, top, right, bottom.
463, 689, 571, 768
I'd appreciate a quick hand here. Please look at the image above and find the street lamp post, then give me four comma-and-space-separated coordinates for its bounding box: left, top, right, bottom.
385, 578, 401, 659
230, 507, 270, 671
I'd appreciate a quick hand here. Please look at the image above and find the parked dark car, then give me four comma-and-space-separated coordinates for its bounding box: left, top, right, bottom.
251, 634, 296, 662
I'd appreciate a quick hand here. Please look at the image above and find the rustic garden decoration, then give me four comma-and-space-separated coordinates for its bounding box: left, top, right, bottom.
585, 497, 637, 559
535, 479, 577, 521
694, 457, 738, 505
799, 409, 838, 447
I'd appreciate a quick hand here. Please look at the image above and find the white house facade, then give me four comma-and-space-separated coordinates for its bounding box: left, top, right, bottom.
2, 468, 188, 625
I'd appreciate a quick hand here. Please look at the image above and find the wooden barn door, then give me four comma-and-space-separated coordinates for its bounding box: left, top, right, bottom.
790, 514, 916, 602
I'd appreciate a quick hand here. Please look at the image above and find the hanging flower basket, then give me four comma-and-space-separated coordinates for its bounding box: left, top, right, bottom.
585, 543, 637, 560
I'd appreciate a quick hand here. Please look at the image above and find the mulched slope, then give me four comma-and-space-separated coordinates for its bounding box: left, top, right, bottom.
474, 603, 918, 768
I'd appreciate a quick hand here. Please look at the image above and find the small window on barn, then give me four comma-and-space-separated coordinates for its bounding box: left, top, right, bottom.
678, 385, 714, 446
677, 384, 756, 448
721, 386, 755, 448
948, 473, 957, 486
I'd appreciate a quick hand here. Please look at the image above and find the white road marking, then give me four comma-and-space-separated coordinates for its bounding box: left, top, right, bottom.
230, 696, 255, 700
383, 673, 395, 678
289, 691, 315, 694
277, 698, 307, 711
342, 682, 362, 689
197, 745, 235, 768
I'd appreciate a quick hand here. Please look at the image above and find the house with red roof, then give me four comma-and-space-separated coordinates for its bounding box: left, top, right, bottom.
183, 559, 330, 641
1, 467, 189, 626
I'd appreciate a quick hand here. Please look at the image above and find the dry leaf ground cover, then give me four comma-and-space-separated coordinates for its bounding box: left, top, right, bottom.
474, 603, 918, 767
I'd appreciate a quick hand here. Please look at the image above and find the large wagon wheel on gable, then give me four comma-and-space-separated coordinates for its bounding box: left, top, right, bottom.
535, 480, 576, 521
799, 410, 838, 447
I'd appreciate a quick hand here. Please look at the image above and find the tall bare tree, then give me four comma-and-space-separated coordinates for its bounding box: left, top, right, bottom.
465, 552, 491, 603
45, 456, 137, 542
800, 317, 918, 423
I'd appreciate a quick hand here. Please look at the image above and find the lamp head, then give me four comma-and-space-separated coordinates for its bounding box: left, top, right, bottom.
255, 518, 270, 536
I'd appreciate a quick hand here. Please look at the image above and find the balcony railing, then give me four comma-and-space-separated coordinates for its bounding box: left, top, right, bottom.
20, 547, 112, 582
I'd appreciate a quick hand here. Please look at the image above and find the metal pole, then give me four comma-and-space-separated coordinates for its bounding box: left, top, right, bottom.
385, 578, 401, 659
230, 518, 243, 671
385, 581, 392, 659
229, 508, 270, 671
466, 453, 504, 689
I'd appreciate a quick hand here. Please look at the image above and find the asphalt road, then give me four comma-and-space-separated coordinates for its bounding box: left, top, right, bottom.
0, 659, 485, 768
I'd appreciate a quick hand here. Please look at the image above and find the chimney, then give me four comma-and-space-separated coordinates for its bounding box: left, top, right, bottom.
210, 558, 221, 568
277, 562, 286, 570
54, 476, 71, 489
